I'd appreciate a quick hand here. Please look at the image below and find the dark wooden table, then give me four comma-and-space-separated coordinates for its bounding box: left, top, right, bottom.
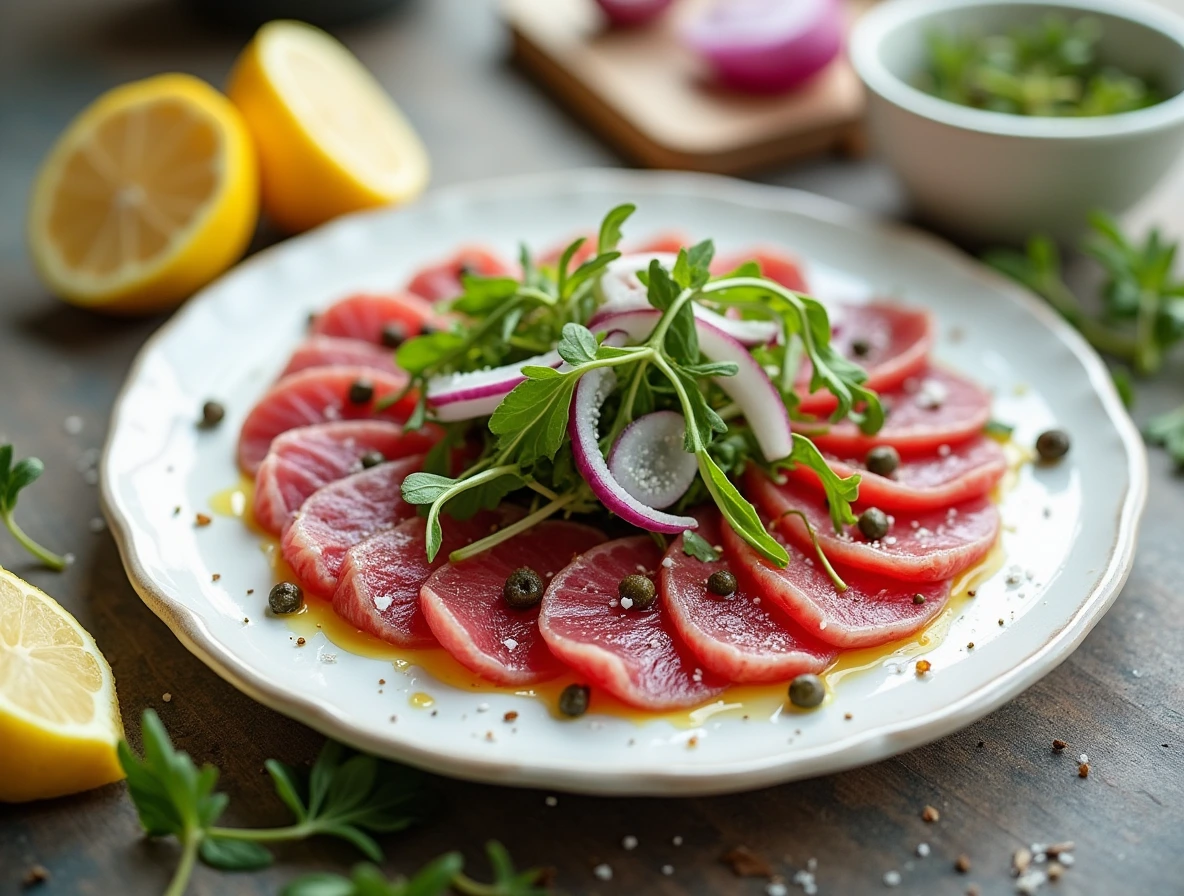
2, 1, 1182, 893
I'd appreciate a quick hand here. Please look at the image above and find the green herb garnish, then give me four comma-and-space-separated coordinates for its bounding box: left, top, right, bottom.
682, 530, 720, 563
0, 444, 68, 570
397, 205, 879, 575
1146, 405, 1184, 467
919, 15, 1161, 117
119, 710, 424, 896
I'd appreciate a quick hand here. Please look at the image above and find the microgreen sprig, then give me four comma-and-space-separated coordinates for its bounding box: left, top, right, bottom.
0, 444, 68, 571
119, 710, 424, 896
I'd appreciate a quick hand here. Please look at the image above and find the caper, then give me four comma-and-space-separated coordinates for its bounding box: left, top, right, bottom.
360, 450, 386, 469
380, 323, 407, 348
348, 379, 375, 405
912, 593, 926, 605
618, 574, 656, 610
706, 569, 737, 597
503, 567, 545, 610
857, 507, 890, 541
268, 581, 304, 615
558, 683, 590, 717
1035, 429, 1070, 462
199, 400, 225, 428
851, 337, 871, 357
866, 445, 900, 477
788, 673, 825, 709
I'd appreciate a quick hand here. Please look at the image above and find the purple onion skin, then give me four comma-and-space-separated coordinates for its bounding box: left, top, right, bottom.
595, 0, 675, 28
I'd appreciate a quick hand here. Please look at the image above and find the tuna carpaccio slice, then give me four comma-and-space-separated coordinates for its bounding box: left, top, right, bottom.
333, 509, 518, 648
710, 247, 809, 292
279, 336, 401, 380
746, 471, 1000, 583
237, 365, 417, 474
803, 367, 992, 457
721, 518, 951, 649
785, 436, 1007, 512
253, 420, 440, 535
796, 304, 934, 414
310, 292, 446, 345
539, 537, 728, 710
661, 515, 837, 683
405, 246, 514, 302
420, 521, 607, 686
280, 456, 423, 597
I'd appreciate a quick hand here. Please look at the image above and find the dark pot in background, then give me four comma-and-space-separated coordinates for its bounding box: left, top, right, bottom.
186, 0, 411, 30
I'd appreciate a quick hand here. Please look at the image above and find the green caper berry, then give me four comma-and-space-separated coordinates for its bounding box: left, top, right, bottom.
706, 570, 737, 597
788, 673, 825, 709
360, 450, 386, 469
1035, 429, 1070, 462
851, 337, 871, 357
503, 567, 545, 610
199, 400, 225, 428
380, 323, 407, 348
857, 507, 890, 541
866, 445, 900, 477
618, 574, 656, 610
268, 581, 304, 615
348, 379, 375, 405
558, 683, 590, 718
912, 593, 926, 605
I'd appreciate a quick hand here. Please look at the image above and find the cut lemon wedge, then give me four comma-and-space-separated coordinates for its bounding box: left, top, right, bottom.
229, 19, 430, 233
27, 73, 259, 315
0, 567, 124, 802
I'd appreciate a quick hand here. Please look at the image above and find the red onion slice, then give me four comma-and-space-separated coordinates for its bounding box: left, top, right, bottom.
594, 0, 675, 27
570, 367, 699, 533
592, 308, 793, 461
426, 350, 562, 421
682, 0, 844, 94
608, 410, 699, 509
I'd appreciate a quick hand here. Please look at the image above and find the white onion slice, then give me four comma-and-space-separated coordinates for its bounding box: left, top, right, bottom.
570, 368, 699, 533
426, 350, 562, 421
592, 308, 793, 461
608, 411, 699, 509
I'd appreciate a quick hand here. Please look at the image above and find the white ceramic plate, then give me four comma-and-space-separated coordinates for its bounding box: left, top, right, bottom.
102, 170, 1146, 796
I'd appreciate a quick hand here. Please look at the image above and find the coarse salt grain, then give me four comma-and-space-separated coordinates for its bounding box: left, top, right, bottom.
662, 557, 674, 568
1079, 753, 1089, 764
620, 597, 634, 610
883, 870, 901, 887
321, 654, 337, 664
916, 843, 930, 857
64, 416, 83, 435
622, 835, 638, 850
477, 703, 490, 713
661, 864, 674, 876
89, 517, 106, 533
937, 444, 951, 457
503, 638, 519, 651
766, 884, 788, 896
672, 836, 683, 846
545, 796, 558, 807
592, 864, 613, 881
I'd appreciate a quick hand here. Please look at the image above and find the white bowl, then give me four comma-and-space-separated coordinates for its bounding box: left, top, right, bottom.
850, 0, 1184, 244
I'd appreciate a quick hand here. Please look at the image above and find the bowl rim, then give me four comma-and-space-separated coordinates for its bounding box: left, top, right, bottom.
850, 0, 1184, 139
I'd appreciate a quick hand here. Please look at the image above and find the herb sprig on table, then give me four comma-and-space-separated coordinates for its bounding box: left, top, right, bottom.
0, 444, 68, 570
119, 711, 550, 896
394, 205, 880, 579
985, 213, 1184, 466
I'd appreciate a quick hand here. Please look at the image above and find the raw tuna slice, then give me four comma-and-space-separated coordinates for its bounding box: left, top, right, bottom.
796, 304, 933, 414
661, 515, 837, 682
253, 420, 440, 535
711, 247, 809, 292
785, 437, 1007, 512
537, 232, 692, 268
721, 518, 951, 648
310, 292, 445, 345
333, 510, 517, 648
804, 367, 992, 456
281, 455, 423, 597
405, 246, 514, 302
746, 471, 1000, 582
237, 365, 417, 474
279, 336, 401, 379
421, 521, 606, 686
539, 537, 728, 710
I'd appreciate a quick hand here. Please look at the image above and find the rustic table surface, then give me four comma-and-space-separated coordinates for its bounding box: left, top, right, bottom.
2, 1, 1182, 894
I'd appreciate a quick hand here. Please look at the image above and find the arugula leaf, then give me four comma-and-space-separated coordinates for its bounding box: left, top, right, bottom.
598, 203, 636, 254
488, 373, 578, 466
451, 276, 520, 315
400, 472, 459, 506
781, 434, 860, 531
682, 530, 720, 563
672, 240, 714, 290
556, 323, 599, 366
283, 854, 464, 896
698, 452, 787, 567
678, 360, 739, 378
647, 260, 698, 364
565, 250, 620, 299
555, 238, 586, 297
0, 445, 67, 570
396, 332, 468, 376
199, 837, 273, 871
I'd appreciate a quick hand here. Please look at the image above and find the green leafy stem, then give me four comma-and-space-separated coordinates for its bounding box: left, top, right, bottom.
0, 445, 68, 571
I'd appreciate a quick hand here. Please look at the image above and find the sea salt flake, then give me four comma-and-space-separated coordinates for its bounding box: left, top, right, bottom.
320, 654, 337, 664
916, 843, 930, 857
620, 597, 634, 610
622, 835, 638, 850
661, 864, 674, 876
544, 795, 558, 807
63, 416, 84, 435
503, 637, 519, 652
592, 864, 613, 881
766, 884, 788, 896
883, 870, 902, 887
662, 557, 674, 568
937, 444, 951, 457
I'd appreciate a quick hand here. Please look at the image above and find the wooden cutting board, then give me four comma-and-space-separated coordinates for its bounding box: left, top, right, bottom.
503, 0, 872, 173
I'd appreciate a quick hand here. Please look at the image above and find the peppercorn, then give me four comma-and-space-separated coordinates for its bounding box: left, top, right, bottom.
199, 400, 225, 428
348, 379, 375, 405
503, 567, 545, 610
857, 507, 890, 541
850, 337, 871, 357
268, 582, 304, 615
866, 445, 900, 477
360, 450, 386, 469
380, 323, 407, 348
618, 574, 656, 610
558, 684, 590, 717
1036, 429, 1070, 462
788, 673, 825, 709
706, 569, 737, 597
